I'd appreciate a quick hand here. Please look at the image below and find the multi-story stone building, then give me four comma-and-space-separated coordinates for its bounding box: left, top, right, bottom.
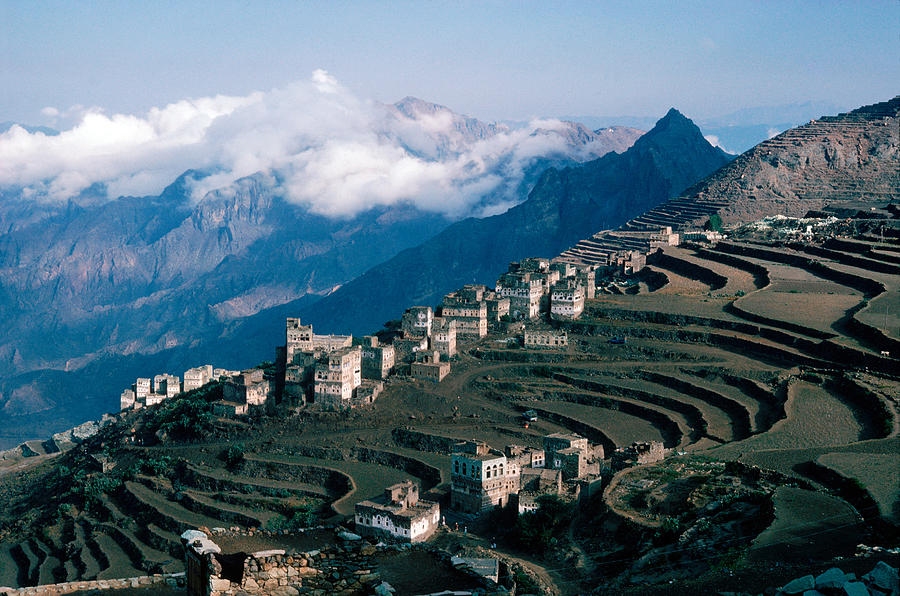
354, 480, 440, 543
285, 318, 315, 363
360, 336, 395, 380
222, 369, 272, 414
393, 335, 428, 364
401, 306, 433, 338
608, 250, 646, 275
484, 292, 510, 326
120, 389, 135, 410
450, 441, 517, 513
410, 350, 450, 383
313, 346, 362, 410
543, 432, 600, 480
550, 280, 585, 320
440, 289, 488, 339
496, 272, 543, 320
549, 261, 576, 279
154, 374, 181, 398
649, 226, 680, 249
430, 317, 457, 360
135, 377, 151, 400
576, 265, 596, 299
183, 365, 214, 393
286, 317, 352, 363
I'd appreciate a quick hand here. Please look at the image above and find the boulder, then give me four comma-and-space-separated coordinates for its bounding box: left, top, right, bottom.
841, 582, 871, 596
863, 561, 898, 592
782, 575, 815, 594
815, 568, 850, 590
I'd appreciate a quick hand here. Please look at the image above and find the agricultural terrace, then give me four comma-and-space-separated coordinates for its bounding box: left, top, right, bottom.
0, 231, 898, 595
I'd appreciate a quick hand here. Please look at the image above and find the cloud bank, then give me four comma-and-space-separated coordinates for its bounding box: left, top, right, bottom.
0, 70, 604, 218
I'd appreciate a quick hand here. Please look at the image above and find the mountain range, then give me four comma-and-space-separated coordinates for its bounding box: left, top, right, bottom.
0, 98, 645, 448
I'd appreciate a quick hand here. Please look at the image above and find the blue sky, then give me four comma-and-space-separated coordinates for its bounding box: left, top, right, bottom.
2, 0, 898, 124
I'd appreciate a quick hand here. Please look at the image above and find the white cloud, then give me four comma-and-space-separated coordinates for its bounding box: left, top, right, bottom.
0, 71, 608, 217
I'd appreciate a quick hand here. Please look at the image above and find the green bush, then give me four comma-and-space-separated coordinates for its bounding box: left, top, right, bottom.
705, 214, 723, 232
511, 495, 573, 553
265, 503, 320, 531
222, 444, 245, 471
147, 384, 219, 442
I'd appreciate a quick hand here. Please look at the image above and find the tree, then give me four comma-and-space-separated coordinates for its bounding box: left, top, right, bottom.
705, 214, 723, 232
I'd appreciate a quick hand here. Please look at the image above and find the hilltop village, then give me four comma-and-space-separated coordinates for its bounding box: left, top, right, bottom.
119, 226, 700, 417
0, 98, 898, 596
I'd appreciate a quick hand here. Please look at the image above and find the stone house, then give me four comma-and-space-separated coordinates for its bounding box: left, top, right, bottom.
450, 441, 518, 513
543, 432, 601, 480
608, 250, 646, 275
496, 272, 543, 320
401, 306, 433, 338
222, 369, 272, 415
649, 226, 680, 249
354, 480, 440, 543
440, 290, 488, 339
430, 317, 457, 359
183, 364, 214, 393
285, 317, 315, 363
154, 374, 181, 398
313, 346, 362, 410
120, 389, 135, 411
523, 328, 568, 348
485, 292, 510, 326
550, 279, 585, 320
360, 336, 395, 380
576, 265, 597, 299
410, 350, 450, 383
135, 377, 151, 400
612, 441, 666, 470
393, 335, 429, 364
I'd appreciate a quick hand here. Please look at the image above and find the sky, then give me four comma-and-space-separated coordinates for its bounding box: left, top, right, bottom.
2, 1, 898, 125
0, 1, 898, 215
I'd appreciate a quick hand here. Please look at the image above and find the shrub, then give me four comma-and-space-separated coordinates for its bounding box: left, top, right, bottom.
705, 214, 723, 232
265, 503, 320, 531
222, 444, 245, 471
147, 384, 219, 442
511, 495, 573, 553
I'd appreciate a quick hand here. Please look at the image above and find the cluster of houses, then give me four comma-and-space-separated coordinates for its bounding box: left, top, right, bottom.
354, 432, 608, 543
120, 365, 240, 411
354, 436, 669, 544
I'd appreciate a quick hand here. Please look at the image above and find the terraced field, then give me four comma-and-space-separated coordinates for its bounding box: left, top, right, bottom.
0, 232, 897, 593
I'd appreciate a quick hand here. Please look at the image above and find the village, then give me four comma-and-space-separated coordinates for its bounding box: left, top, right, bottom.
69, 213, 894, 596
118, 226, 696, 418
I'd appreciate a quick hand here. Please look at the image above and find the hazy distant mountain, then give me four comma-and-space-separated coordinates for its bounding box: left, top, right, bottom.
296, 109, 730, 335
0, 121, 58, 136
563, 100, 847, 154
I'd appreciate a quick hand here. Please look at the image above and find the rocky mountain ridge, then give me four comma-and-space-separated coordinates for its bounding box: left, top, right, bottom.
295, 108, 729, 335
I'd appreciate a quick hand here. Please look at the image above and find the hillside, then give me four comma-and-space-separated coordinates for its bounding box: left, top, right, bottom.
297, 109, 730, 335
0, 218, 896, 595
560, 96, 900, 265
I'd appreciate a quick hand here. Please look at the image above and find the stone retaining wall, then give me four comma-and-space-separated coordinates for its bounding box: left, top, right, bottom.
0, 573, 184, 595
188, 534, 510, 596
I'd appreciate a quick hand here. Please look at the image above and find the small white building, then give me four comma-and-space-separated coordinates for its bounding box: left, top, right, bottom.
355, 481, 440, 543
523, 329, 568, 349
